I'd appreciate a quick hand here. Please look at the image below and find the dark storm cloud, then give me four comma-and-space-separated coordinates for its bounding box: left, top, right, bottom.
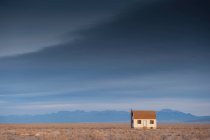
76, 0, 210, 50
0, 0, 137, 56
3, 0, 209, 71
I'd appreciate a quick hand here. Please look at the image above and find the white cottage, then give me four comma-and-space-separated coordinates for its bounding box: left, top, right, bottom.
131, 110, 157, 129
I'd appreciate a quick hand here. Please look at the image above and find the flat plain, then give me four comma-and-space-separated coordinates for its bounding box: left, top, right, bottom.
0, 123, 210, 140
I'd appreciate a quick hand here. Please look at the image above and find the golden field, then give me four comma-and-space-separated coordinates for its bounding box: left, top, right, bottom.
0, 123, 210, 140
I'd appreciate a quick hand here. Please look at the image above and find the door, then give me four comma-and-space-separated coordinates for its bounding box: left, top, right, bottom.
143, 120, 147, 127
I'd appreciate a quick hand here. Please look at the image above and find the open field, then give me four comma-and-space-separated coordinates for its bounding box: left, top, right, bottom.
0, 123, 210, 140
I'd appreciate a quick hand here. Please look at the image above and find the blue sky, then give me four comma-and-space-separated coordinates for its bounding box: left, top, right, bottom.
0, 0, 210, 116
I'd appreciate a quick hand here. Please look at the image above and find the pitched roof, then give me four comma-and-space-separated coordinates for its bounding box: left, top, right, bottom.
132, 110, 156, 119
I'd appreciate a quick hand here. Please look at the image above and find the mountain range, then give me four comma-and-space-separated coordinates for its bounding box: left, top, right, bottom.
0, 109, 210, 123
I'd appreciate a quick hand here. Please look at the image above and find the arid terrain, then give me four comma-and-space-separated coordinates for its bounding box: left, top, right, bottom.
0, 123, 210, 140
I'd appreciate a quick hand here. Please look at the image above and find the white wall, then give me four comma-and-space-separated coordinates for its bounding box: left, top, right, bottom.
133, 119, 157, 129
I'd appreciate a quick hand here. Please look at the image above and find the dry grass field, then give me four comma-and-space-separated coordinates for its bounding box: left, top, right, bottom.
0, 123, 210, 140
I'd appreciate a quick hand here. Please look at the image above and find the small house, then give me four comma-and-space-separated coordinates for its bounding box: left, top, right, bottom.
131, 110, 157, 129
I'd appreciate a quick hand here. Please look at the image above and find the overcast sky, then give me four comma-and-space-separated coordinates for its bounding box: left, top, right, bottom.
0, 0, 210, 116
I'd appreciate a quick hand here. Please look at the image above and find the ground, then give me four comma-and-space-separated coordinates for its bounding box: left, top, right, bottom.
0, 123, 210, 140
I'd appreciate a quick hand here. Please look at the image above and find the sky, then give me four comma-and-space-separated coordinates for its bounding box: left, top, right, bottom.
0, 0, 210, 116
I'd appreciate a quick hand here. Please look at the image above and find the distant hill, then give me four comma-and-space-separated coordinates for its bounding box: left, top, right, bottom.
157, 109, 210, 123
0, 109, 210, 123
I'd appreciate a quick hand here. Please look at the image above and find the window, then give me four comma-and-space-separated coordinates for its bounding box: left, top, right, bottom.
137, 120, 141, 124
150, 120, 154, 124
